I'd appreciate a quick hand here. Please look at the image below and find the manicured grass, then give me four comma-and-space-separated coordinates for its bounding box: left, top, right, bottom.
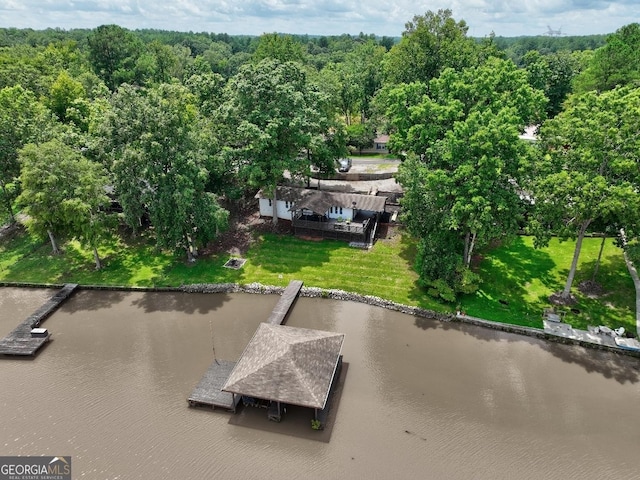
0, 227, 635, 333
238, 233, 437, 309
0, 230, 175, 286
0, 228, 440, 310
461, 236, 635, 331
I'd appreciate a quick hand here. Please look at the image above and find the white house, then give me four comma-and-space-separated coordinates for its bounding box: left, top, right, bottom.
255, 186, 387, 242
256, 187, 385, 221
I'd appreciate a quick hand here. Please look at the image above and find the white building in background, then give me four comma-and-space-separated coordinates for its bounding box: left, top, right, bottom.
255, 186, 387, 244
519, 125, 539, 142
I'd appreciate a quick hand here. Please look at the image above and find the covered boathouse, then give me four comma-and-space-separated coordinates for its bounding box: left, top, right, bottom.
222, 322, 344, 424
256, 186, 387, 243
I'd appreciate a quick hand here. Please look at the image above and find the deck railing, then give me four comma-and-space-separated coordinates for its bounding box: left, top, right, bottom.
292, 216, 369, 234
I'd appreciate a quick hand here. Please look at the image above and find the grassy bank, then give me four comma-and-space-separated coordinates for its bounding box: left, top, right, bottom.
0, 227, 635, 332
462, 236, 635, 331
0, 228, 437, 309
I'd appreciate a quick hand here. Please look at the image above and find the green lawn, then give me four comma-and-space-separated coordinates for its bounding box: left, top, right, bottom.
0, 227, 635, 332
0, 228, 438, 309
461, 236, 635, 331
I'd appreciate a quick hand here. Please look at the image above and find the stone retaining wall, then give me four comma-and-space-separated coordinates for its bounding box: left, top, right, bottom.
182, 282, 640, 358
3, 281, 639, 358
311, 172, 395, 181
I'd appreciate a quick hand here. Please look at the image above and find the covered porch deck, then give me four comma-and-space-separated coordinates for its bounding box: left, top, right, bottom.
292, 211, 375, 242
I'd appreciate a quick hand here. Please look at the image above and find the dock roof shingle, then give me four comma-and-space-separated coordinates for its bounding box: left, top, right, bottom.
222, 323, 344, 409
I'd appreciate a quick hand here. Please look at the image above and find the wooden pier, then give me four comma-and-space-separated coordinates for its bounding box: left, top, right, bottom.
189, 280, 304, 412
266, 280, 304, 325
188, 360, 241, 411
0, 283, 78, 356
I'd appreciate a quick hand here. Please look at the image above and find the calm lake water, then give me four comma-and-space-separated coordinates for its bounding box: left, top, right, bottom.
1, 287, 639, 479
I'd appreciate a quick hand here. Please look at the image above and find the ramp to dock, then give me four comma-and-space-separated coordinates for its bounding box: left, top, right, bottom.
0, 283, 78, 356
266, 280, 303, 325
188, 360, 240, 411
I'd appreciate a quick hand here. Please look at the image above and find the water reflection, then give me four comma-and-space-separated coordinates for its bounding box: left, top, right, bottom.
0, 289, 639, 479
416, 314, 640, 385
0, 287, 53, 337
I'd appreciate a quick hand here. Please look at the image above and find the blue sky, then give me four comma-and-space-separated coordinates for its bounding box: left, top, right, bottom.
0, 0, 637, 37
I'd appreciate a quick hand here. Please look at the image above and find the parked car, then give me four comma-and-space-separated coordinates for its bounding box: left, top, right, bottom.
337, 158, 352, 172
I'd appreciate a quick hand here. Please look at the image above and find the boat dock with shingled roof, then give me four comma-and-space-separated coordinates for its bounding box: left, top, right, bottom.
188, 279, 345, 430
188, 280, 310, 412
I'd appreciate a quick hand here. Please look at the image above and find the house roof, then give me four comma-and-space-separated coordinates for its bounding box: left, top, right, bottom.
374, 134, 390, 143
256, 186, 387, 215
222, 323, 345, 409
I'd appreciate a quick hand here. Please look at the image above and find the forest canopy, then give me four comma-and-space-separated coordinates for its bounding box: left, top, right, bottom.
0, 18, 637, 304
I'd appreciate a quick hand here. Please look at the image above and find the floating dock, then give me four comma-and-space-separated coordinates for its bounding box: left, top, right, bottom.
188, 360, 240, 411
189, 280, 304, 411
0, 283, 78, 356
266, 280, 303, 325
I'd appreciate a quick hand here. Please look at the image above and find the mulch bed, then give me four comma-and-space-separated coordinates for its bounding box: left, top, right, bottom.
202, 206, 292, 257
578, 280, 604, 297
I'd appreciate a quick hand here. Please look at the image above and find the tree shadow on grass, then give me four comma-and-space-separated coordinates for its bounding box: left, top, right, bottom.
413, 315, 640, 384
89, 248, 172, 286
404, 235, 561, 316
395, 234, 447, 311
397, 231, 418, 266
0, 235, 69, 283
460, 237, 559, 323
570, 256, 635, 324
481, 236, 558, 297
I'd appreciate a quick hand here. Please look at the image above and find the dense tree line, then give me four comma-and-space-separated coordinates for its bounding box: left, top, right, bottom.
387, 18, 639, 302
494, 34, 607, 66
0, 16, 638, 305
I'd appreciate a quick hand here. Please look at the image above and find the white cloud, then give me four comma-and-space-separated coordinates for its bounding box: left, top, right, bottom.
0, 0, 637, 36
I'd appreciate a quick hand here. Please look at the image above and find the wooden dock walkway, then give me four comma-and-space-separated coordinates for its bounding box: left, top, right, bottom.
266, 280, 304, 325
0, 283, 78, 356
188, 280, 304, 413
188, 360, 240, 411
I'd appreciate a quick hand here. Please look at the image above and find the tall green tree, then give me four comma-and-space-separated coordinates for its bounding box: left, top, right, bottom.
253, 33, 306, 64
147, 40, 179, 84
390, 58, 546, 157
574, 23, 640, 93
200, 42, 234, 77
317, 62, 360, 125
16, 139, 110, 267
217, 59, 330, 224
0, 43, 82, 97
383, 9, 481, 86
88, 25, 142, 90
46, 70, 87, 123
346, 122, 375, 154
391, 58, 546, 296
528, 86, 640, 301
98, 83, 228, 260
0, 85, 52, 224
523, 50, 582, 117
347, 40, 386, 122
